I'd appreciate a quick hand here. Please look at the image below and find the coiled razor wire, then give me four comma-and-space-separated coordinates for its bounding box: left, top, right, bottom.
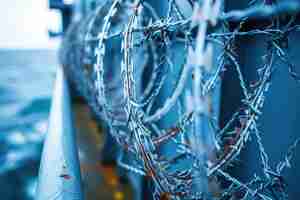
60, 0, 300, 199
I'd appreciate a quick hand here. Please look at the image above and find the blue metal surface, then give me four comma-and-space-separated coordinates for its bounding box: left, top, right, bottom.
36, 66, 83, 200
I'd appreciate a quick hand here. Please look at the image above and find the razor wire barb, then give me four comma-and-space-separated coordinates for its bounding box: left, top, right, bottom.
60, 0, 300, 199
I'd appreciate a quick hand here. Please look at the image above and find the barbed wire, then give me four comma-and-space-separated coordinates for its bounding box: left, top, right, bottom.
60, 0, 300, 199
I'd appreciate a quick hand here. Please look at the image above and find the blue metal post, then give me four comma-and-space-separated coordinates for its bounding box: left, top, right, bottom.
35, 67, 84, 200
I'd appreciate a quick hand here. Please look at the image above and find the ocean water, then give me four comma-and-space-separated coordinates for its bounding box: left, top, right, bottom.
0, 49, 57, 199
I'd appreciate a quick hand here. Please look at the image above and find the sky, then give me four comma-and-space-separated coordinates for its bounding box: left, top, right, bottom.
0, 0, 61, 49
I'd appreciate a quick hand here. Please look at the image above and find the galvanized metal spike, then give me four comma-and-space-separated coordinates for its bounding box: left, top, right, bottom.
35, 66, 84, 200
